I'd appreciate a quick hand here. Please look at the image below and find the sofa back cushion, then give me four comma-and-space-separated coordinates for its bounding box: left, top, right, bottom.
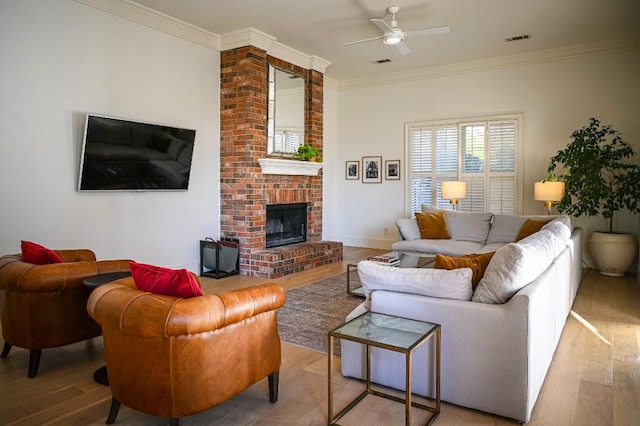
421, 205, 492, 244
396, 218, 421, 241
472, 226, 569, 304
486, 214, 565, 244
358, 260, 473, 309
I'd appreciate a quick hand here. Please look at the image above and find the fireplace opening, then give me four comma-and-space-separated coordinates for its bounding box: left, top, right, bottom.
266, 203, 307, 248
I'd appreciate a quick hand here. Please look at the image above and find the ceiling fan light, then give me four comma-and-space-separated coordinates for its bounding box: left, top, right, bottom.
383, 34, 403, 45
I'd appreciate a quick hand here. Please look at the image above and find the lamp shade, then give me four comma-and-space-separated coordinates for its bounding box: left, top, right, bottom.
442, 181, 467, 200
534, 181, 565, 202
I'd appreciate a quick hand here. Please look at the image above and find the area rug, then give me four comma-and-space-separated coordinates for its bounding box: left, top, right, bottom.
277, 272, 364, 355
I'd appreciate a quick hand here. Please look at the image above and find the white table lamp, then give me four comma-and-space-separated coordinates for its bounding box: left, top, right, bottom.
534, 181, 565, 215
442, 181, 467, 210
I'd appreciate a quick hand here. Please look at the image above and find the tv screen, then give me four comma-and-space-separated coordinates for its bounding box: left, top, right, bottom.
78, 114, 196, 191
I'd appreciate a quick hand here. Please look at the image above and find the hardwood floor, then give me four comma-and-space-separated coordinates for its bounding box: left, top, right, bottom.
1, 247, 638, 425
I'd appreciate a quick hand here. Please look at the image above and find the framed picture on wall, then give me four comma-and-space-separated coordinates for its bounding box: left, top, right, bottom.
345, 161, 359, 180
385, 160, 401, 180
362, 156, 382, 183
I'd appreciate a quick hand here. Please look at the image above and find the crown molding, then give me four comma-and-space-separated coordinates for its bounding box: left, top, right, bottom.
220, 27, 276, 52
221, 28, 331, 73
75, 2, 331, 73
338, 39, 639, 90
74, 0, 220, 50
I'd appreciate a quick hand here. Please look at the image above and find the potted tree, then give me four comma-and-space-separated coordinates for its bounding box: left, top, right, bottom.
546, 117, 640, 276
296, 144, 320, 162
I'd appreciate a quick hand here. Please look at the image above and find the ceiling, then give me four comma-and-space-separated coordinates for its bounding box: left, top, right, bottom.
133, 0, 639, 81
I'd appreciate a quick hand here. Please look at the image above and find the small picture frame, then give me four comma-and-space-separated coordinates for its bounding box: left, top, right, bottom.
385, 160, 401, 180
362, 156, 382, 184
345, 161, 359, 180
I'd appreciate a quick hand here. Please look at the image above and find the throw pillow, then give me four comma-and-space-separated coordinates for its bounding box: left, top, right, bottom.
516, 218, 552, 241
130, 262, 203, 298
21, 241, 64, 265
415, 211, 451, 239
357, 260, 473, 309
433, 252, 496, 289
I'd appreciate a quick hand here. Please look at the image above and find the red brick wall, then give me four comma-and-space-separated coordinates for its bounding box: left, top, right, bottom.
220, 46, 336, 277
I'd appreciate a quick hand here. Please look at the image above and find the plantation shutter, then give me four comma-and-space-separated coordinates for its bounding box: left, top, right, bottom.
407, 116, 520, 216
409, 127, 433, 214
460, 124, 486, 212
488, 121, 517, 214
435, 126, 458, 210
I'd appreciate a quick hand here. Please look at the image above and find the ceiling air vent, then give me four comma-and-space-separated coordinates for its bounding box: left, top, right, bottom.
374, 59, 392, 64
505, 34, 531, 42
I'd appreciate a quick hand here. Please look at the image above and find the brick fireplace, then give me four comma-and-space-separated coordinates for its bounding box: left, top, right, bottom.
220, 45, 342, 278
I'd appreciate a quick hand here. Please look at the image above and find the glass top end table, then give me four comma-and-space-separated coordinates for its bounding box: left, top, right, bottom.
328, 311, 441, 426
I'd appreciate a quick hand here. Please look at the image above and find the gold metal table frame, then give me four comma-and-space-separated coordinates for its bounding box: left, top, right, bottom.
328, 312, 441, 426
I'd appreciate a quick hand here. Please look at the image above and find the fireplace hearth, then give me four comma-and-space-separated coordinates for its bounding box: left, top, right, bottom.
266, 203, 307, 248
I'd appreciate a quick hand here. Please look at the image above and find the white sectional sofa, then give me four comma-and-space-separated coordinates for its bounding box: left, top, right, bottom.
341, 209, 582, 423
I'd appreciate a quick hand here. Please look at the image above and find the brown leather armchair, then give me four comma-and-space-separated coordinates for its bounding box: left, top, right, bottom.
87, 278, 286, 426
0, 250, 132, 377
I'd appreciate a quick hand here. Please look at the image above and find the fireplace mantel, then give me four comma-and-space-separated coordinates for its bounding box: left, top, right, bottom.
258, 158, 323, 176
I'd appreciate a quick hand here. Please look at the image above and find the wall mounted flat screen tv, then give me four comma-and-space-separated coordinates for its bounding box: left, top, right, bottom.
78, 114, 196, 191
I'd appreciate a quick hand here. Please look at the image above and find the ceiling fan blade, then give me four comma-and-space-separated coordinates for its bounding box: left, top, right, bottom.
342, 35, 384, 46
396, 42, 411, 55
405, 25, 450, 37
371, 18, 393, 33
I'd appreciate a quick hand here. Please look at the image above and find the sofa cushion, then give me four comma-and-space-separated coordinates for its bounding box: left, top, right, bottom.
391, 239, 484, 256
415, 211, 450, 239
516, 218, 552, 241
21, 241, 64, 265
396, 218, 421, 241
486, 214, 559, 244
434, 252, 495, 288
472, 228, 567, 304
422, 205, 492, 244
358, 260, 473, 309
130, 262, 203, 298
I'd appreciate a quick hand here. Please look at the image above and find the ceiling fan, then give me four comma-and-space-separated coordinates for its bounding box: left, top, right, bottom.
342, 5, 449, 55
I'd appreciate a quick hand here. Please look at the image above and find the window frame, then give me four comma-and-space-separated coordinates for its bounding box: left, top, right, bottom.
403, 113, 524, 216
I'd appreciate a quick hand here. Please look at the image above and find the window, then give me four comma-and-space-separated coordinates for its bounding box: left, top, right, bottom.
273, 130, 303, 153
406, 115, 522, 216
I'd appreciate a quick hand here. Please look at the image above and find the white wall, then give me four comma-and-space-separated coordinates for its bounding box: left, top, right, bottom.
323, 78, 340, 242
331, 49, 640, 266
0, 1, 220, 271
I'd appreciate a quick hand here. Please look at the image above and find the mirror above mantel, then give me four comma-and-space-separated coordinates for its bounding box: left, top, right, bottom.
267, 64, 305, 155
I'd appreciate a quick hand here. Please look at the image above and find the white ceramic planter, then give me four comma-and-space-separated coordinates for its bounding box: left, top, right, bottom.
588, 231, 636, 277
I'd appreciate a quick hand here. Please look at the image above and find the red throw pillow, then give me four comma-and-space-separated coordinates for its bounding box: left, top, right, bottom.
21, 241, 64, 265
130, 262, 203, 298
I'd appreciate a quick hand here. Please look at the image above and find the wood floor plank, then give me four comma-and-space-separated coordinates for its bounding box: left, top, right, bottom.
1, 248, 638, 425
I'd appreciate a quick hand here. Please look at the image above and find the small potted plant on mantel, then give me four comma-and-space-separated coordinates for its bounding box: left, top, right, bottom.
546, 117, 640, 276
296, 144, 321, 162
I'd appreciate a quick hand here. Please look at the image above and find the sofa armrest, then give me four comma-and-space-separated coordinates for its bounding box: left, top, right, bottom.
54, 249, 96, 262
0, 257, 132, 292
88, 283, 285, 337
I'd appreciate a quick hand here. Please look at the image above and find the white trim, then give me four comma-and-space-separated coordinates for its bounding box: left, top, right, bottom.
74, 0, 220, 50
339, 39, 637, 90
220, 27, 276, 51
258, 158, 323, 176
221, 28, 331, 73
73, 0, 332, 73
